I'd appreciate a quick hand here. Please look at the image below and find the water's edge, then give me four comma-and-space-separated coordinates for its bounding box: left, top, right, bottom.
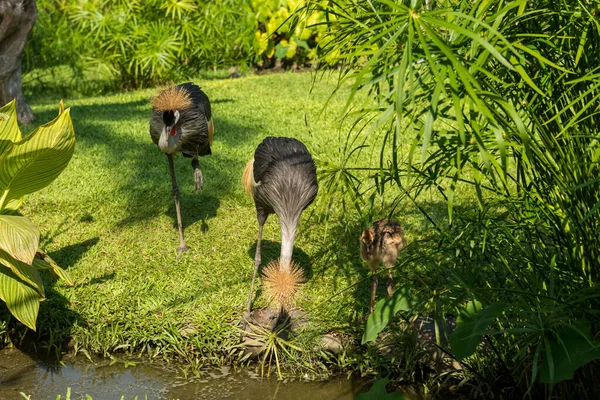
0, 348, 372, 399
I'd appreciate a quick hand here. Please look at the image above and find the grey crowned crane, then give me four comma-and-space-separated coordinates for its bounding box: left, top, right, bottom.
149, 83, 214, 254
242, 137, 318, 314
360, 219, 406, 313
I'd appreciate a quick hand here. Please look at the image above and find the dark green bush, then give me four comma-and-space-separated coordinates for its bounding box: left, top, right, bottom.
303, 0, 600, 397
24, 0, 328, 88
26, 0, 256, 88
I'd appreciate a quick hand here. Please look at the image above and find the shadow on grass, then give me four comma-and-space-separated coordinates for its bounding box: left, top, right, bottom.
31, 97, 262, 235
48, 237, 100, 269
2, 236, 100, 363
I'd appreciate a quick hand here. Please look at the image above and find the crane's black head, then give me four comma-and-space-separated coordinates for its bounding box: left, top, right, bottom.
162, 109, 180, 136
163, 110, 175, 126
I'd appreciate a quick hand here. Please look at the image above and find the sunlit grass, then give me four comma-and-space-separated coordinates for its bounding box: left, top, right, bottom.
17, 72, 465, 372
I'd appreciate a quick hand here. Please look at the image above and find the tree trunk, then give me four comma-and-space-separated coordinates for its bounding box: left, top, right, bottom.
0, 0, 36, 124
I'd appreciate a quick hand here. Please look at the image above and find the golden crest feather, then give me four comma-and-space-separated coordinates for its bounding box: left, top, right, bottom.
150, 84, 192, 111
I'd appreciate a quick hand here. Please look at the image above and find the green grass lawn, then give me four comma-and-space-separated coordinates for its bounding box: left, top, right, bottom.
17, 72, 452, 375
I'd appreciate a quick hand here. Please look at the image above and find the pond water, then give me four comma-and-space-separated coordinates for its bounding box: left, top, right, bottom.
0, 348, 372, 400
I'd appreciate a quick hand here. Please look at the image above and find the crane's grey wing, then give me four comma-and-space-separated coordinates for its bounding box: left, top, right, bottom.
253, 137, 311, 183
179, 82, 212, 121
253, 136, 318, 219
178, 82, 212, 157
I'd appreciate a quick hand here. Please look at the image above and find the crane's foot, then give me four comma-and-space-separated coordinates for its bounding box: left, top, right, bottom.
194, 169, 204, 193
177, 245, 190, 254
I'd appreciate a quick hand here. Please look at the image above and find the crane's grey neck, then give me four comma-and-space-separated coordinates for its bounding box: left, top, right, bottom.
279, 215, 300, 272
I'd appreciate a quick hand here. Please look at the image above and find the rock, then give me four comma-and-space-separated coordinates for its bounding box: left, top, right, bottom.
239, 307, 280, 357
239, 308, 310, 356
320, 334, 343, 354
178, 323, 198, 338
288, 309, 308, 332
246, 307, 280, 332
228, 67, 242, 79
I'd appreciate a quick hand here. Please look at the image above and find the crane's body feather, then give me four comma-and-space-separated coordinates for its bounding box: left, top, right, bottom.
243, 137, 318, 317
252, 137, 318, 224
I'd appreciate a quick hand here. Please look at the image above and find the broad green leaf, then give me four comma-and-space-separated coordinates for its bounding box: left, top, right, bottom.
33, 251, 74, 286
354, 378, 404, 400
294, 38, 309, 50
0, 264, 41, 330
0, 249, 44, 297
0, 108, 75, 208
2, 196, 23, 212
275, 43, 290, 59
540, 322, 600, 384
450, 300, 504, 361
0, 215, 39, 264
362, 285, 414, 344
0, 100, 21, 155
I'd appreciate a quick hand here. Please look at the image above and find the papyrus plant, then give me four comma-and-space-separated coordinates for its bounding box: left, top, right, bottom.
0, 99, 75, 330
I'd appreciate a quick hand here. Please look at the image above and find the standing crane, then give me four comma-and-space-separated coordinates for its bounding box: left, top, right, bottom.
242, 137, 318, 316
360, 219, 406, 313
149, 82, 214, 254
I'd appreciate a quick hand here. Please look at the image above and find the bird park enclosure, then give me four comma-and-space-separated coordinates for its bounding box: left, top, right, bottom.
6, 72, 448, 388
3, 0, 600, 398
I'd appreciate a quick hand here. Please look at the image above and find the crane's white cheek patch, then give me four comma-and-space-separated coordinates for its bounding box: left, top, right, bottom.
158, 129, 178, 154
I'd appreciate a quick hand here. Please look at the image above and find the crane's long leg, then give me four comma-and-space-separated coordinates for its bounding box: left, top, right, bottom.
192, 156, 203, 193
167, 154, 189, 254
246, 223, 264, 315
370, 261, 378, 314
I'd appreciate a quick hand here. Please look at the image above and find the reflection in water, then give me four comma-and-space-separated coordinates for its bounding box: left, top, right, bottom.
0, 348, 370, 399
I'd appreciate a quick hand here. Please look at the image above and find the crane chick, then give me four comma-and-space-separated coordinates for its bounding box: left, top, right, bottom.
242, 137, 318, 313
149, 82, 214, 254
361, 219, 406, 313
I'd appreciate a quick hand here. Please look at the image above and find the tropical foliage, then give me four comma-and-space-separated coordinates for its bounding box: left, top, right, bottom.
252, 0, 328, 68
301, 0, 600, 397
0, 100, 75, 330
24, 0, 327, 88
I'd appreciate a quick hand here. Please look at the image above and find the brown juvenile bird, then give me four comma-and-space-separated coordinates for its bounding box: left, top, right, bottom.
360, 219, 407, 313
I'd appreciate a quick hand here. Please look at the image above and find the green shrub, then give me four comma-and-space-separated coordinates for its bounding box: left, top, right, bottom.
0, 100, 75, 330
24, 0, 255, 88
24, 0, 329, 88
252, 0, 327, 69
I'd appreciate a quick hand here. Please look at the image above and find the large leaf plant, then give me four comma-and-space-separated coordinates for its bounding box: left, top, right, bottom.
0, 99, 75, 331
298, 0, 600, 396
